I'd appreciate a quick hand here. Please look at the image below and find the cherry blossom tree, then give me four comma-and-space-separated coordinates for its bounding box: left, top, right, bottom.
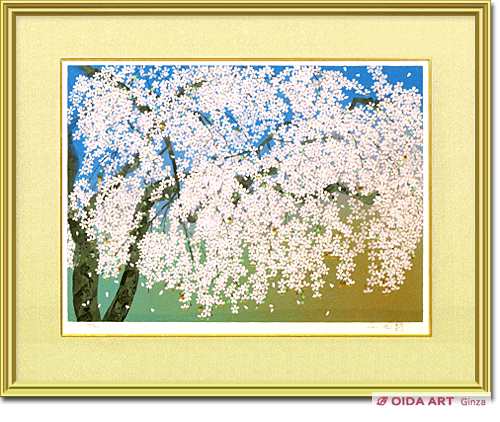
67, 64, 424, 322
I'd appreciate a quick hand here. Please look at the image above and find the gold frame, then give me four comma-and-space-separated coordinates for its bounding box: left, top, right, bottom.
0, 1, 490, 396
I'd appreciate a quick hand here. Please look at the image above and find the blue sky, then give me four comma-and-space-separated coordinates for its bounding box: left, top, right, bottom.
67, 63, 424, 184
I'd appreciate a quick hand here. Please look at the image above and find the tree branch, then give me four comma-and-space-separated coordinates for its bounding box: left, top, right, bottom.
348, 97, 380, 111
324, 183, 378, 205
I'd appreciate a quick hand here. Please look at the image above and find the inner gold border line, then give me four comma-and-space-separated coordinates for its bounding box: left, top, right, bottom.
0, 1, 492, 7
1, 0, 16, 396
4, 1, 487, 17
6, 381, 486, 389
6, 10, 484, 15
472, 1, 489, 393
478, 1, 490, 393
0, 0, 6, 397
8, 0, 15, 394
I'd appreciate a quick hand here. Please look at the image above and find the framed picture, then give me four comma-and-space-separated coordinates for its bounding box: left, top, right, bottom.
1, 1, 490, 396
63, 59, 430, 337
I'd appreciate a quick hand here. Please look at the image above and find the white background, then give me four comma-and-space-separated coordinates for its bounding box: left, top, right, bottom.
1, 5, 498, 421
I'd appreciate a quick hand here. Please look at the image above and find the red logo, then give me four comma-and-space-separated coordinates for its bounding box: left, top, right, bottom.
377, 397, 388, 406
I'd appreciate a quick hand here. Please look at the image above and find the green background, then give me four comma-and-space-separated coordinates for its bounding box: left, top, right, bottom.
68, 242, 423, 323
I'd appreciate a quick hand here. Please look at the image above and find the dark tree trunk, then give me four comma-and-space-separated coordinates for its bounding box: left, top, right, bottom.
102, 265, 140, 322
69, 217, 101, 322
100, 183, 164, 321
68, 132, 101, 321
67, 133, 79, 194
72, 262, 101, 321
